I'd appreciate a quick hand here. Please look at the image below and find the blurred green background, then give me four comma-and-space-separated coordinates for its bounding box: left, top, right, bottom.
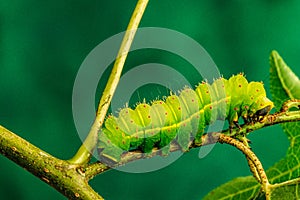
1, 0, 300, 199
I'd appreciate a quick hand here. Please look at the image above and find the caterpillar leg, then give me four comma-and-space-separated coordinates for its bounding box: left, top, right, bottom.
158, 129, 176, 156
98, 131, 126, 164
194, 132, 203, 146
229, 120, 242, 134
177, 123, 193, 152
233, 121, 241, 129
229, 111, 242, 134
159, 144, 171, 156
242, 115, 255, 125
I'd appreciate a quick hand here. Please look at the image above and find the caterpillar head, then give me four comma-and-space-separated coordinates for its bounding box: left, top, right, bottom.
250, 96, 274, 120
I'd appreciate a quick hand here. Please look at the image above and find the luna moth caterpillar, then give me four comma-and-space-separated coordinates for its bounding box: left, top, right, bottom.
97, 73, 274, 163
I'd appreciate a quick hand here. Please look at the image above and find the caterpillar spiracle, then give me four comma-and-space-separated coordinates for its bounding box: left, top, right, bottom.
97, 73, 274, 163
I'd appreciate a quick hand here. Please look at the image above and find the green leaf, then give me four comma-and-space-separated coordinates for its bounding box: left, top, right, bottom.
203, 51, 300, 199
269, 184, 300, 200
269, 50, 300, 108
267, 50, 300, 199
203, 177, 260, 200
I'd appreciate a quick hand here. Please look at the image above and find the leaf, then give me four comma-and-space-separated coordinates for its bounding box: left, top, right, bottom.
203, 51, 300, 199
267, 50, 300, 199
269, 184, 300, 200
203, 177, 260, 200
269, 50, 300, 109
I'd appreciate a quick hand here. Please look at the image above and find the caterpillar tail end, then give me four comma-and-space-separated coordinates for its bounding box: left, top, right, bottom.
97, 147, 123, 165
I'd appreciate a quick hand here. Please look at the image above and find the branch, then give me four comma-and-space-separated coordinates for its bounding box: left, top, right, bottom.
0, 125, 103, 200
68, 0, 149, 165
84, 162, 110, 181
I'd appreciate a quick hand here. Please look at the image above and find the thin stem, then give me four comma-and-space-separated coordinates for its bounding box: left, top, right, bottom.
270, 177, 300, 189
246, 157, 262, 184
218, 134, 270, 195
117, 132, 220, 166
69, 0, 149, 165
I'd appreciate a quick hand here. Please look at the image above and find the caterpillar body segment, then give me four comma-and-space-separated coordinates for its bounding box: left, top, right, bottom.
98, 74, 274, 163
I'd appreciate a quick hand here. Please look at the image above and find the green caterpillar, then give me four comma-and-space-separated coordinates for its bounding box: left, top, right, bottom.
97, 74, 274, 163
